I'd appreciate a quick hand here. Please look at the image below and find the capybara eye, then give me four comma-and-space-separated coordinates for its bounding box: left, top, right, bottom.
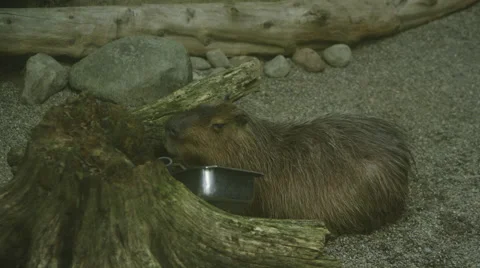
212, 123, 225, 131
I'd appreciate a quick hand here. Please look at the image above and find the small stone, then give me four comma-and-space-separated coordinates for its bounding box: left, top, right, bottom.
263, 55, 290, 78
322, 44, 352, 68
206, 49, 231, 68
292, 48, 326, 72
192, 71, 205, 81
190, 56, 212, 70
21, 53, 69, 105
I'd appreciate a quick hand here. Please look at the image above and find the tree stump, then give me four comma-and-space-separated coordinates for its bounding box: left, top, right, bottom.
0, 60, 340, 267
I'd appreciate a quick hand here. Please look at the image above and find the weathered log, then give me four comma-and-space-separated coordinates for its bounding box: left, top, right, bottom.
0, 94, 340, 267
0, 0, 478, 58
131, 57, 262, 155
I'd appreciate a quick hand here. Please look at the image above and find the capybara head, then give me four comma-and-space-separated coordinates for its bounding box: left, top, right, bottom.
164, 101, 414, 235
164, 102, 261, 167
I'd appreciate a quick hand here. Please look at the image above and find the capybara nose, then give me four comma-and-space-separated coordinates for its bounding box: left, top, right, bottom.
165, 122, 180, 138
165, 119, 180, 138
166, 127, 179, 138
165, 113, 198, 139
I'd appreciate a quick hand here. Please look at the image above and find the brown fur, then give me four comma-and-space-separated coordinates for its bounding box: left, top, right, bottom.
164, 102, 414, 235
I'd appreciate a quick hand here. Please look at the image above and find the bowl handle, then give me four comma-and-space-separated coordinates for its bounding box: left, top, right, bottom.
158, 156, 187, 172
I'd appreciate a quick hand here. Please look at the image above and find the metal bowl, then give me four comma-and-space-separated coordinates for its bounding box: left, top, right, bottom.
159, 157, 264, 215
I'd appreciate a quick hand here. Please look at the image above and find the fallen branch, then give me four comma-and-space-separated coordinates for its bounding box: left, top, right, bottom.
0, 0, 477, 58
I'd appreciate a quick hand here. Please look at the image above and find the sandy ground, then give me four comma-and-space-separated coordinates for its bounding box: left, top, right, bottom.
1, 3, 479, 267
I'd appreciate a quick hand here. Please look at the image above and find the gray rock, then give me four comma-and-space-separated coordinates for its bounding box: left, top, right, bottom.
292, 48, 326, 72
192, 71, 205, 81
322, 44, 352, 68
263, 55, 290, 78
21, 53, 68, 105
190, 56, 212, 70
69, 35, 192, 107
206, 49, 231, 68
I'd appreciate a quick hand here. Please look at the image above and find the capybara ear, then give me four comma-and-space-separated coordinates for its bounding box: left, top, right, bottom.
234, 114, 248, 126
232, 108, 248, 126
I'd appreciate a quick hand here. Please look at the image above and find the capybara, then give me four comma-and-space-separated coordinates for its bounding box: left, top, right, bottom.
164, 101, 414, 235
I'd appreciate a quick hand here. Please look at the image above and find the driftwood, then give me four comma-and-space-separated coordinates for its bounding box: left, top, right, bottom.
0, 58, 340, 267
0, 0, 478, 58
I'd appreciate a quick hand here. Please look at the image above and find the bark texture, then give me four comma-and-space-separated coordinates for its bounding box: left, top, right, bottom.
0, 0, 478, 57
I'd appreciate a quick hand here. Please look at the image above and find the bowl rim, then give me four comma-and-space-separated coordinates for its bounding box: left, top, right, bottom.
171, 165, 264, 178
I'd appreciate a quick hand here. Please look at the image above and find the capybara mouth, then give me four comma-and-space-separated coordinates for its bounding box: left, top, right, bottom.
164, 136, 180, 156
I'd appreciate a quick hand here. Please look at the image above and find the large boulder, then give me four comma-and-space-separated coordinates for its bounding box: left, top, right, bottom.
69, 35, 192, 107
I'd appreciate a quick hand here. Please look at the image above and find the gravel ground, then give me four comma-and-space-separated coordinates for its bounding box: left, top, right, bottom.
1, 4, 479, 267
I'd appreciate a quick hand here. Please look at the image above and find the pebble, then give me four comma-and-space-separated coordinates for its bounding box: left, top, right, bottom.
292, 47, 326, 72
206, 49, 231, 68
263, 55, 291, 78
190, 56, 212, 70
322, 44, 352, 68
